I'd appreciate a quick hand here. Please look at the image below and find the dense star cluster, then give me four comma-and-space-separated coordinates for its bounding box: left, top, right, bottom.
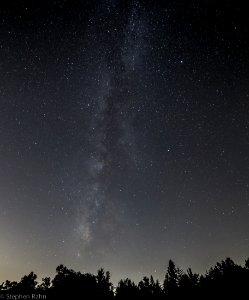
0, 0, 248, 284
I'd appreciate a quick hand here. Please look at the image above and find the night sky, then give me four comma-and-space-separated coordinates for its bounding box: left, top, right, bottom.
0, 0, 249, 284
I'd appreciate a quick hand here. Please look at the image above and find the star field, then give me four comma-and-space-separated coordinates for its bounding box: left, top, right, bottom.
0, 0, 249, 284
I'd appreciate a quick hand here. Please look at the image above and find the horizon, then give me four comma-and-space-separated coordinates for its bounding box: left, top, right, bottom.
1, 255, 249, 286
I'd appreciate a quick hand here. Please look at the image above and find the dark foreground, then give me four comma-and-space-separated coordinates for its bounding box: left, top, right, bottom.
1, 257, 249, 299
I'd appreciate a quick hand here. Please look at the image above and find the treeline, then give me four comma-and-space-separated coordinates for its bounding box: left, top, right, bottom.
1, 257, 249, 299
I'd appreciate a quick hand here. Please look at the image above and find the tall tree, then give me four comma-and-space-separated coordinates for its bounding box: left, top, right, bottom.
163, 260, 182, 297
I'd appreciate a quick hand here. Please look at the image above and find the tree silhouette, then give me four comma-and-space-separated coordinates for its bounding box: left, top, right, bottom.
116, 278, 139, 299
138, 276, 152, 298
0, 257, 248, 299
16, 272, 37, 293
37, 277, 51, 291
1, 279, 18, 292
201, 257, 246, 299
163, 259, 182, 298
51, 264, 102, 299
149, 276, 163, 299
96, 268, 114, 299
178, 268, 199, 299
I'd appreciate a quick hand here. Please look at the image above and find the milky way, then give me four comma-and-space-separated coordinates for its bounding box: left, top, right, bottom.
74, 2, 148, 259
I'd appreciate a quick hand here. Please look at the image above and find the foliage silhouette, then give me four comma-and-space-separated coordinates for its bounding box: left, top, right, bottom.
1, 257, 249, 299
116, 278, 139, 299
163, 259, 182, 298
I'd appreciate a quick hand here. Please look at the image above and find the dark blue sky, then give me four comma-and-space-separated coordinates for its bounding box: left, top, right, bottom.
0, 0, 248, 284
